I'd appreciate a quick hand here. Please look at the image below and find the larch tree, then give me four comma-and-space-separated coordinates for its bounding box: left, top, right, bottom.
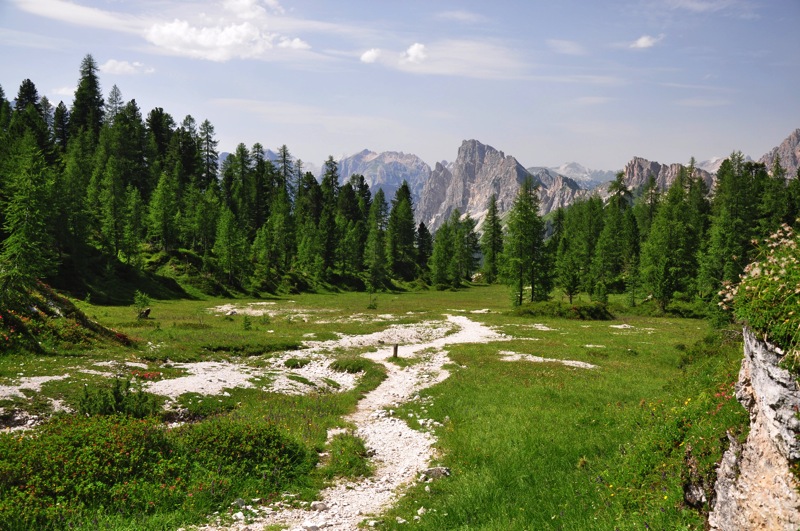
386, 181, 417, 281
0, 133, 57, 301
501, 176, 548, 305
479, 194, 503, 283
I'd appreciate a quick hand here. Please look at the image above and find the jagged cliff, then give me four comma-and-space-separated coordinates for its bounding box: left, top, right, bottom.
708, 329, 800, 530
759, 128, 800, 178
619, 157, 715, 197
416, 140, 585, 231
337, 149, 431, 200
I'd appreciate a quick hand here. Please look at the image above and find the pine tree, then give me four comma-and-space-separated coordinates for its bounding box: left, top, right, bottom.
105, 85, 124, 125
213, 206, 248, 285
480, 194, 503, 283
364, 189, 388, 292
415, 222, 433, 280
0, 133, 57, 300
386, 181, 417, 280
319, 156, 340, 274
70, 54, 104, 143
53, 101, 70, 152
121, 185, 145, 266
198, 119, 219, 191
429, 220, 454, 289
500, 176, 548, 305
147, 169, 180, 251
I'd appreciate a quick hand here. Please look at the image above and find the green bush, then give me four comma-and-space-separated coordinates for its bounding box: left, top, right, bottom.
285, 357, 311, 369
77, 378, 160, 418
0, 416, 176, 528
330, 357, 371, 373
512, 300, 614, 320
173, 417, 312, 483
728, 224, 800, 371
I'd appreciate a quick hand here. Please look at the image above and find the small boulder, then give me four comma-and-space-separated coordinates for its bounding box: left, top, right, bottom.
423, 467, 451, 479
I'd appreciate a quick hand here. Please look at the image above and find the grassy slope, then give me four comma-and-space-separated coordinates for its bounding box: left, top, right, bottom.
0, 285, 747, 529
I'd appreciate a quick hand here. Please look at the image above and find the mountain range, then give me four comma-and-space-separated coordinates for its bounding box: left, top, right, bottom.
334, 128, 800, 232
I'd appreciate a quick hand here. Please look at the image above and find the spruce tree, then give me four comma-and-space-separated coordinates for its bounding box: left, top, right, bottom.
500, 176, 548, 305
386, 181, 417, 281
365, 189, 388, 292
70, 54, 104, 143
479, 194, 503, 283
0, 133, 57, 300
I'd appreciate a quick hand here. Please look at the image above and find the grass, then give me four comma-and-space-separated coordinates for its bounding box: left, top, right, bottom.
0, 284, 748, 529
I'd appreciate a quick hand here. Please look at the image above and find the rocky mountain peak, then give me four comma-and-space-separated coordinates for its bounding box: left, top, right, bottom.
759, 128, 800, 178
337, 149, 431, 200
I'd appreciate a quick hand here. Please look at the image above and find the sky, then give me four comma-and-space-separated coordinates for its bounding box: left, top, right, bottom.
1, 0, 798, 172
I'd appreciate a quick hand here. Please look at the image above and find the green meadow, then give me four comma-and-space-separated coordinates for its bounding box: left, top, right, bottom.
0, 285, 747, 530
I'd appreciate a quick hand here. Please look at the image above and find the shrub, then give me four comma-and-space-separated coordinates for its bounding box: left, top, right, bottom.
726, 223, 800, 371
173, 417, 312, 484
77, 378, 160, 418
0, 416, 175, 527
285, 357, 311, 369
330, 357, 370, 373
512, 300, 613, 320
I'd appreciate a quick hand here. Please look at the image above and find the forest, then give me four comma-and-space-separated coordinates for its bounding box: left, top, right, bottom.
1, 54, 800, 323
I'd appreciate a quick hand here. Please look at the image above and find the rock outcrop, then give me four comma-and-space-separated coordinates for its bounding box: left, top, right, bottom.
619, 157, 715, 197
416, 140, 585, 231
337, 149, 431, 201
708, 328, 800, 530
759, 128, 800, 178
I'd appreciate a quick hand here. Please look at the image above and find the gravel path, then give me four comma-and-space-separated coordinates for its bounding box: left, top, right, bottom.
196, 315, 509, 531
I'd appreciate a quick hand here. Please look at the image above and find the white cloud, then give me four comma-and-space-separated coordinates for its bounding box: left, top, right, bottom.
368, 39, 528, 79
630, 34, 665, 49
403, 43, 428, 64
51, 86, 76, 97
278, 37, 310, 49
100, 59, 155, 75
546, 39, 587, 56
12, 0, 143, 33
360, 48, 382, 63
144, 18, 306, 61
436, 10, 485, 23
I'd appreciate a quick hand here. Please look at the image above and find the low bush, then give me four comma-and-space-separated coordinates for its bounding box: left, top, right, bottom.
285, 357, 311, 369
173, 417, 313, 483
727, 223, 800, 372
329, 357, 370, 373
512, 300, 614, 320
77, 377, 160, 418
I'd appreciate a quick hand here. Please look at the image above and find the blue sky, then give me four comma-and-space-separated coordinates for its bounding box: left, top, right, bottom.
1, 0, 798, 171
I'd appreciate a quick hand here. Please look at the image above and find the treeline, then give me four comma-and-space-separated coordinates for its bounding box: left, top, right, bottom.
1, 54, 799, 311
504, 155, 800, 314
0, 55, 479, 302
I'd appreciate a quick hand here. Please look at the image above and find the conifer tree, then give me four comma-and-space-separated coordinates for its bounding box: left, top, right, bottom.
501, 176, 548, 305
70, 54, 104, 143
213, 206, 248, 284
147, 168, 180, 251
198, 119, 219, 191
480, 194, 503, 283
0, 133, 57, 300
386, 181, 417, 280
415, 222, 433, 280
365, 189, 389, 291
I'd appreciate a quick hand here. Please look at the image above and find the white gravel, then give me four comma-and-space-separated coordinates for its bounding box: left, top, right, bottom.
498, 350, 598, 369
196, 315, 511, 531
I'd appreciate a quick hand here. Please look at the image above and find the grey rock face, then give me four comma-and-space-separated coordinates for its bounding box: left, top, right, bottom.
759, 128, 800, 178
708, 328, 800, 530
337, 149, 431, 201
616, 156, 715, 198
416, 140, 585, 231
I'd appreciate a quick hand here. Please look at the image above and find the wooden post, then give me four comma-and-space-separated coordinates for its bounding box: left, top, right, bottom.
393, 344, 398, 358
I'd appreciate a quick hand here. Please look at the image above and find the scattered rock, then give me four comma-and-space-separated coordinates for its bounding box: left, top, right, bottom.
422, 467, 451, 479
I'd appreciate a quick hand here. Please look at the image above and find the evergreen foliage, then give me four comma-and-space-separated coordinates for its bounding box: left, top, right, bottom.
0, 55, 793, 310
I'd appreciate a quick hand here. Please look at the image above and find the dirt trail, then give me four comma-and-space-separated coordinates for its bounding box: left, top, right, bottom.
198, 315, 507, 531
